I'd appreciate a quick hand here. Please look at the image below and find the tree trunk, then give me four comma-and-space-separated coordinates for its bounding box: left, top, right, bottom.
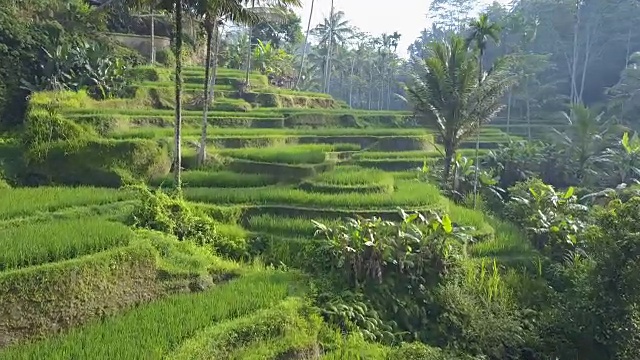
324, 0, 334, 93
506, 90, 512, 138
244, 24, 253, 87
295, 0, 315, 90
443, 142, 455, 188
173, 0, 184, 191
198, 21, 220, 166
472, 52, 484, 209
570, 1, 580, 105
349, 57, 355, 107
151, 8, 156, 64
526, 76, 531, 141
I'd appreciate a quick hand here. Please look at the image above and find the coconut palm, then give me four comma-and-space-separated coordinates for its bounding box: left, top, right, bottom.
405, 36, 513, 185
466, 13, 501, 208
294, 0, 314, 90
193, 0, 258, 165
312, 9, 352, 93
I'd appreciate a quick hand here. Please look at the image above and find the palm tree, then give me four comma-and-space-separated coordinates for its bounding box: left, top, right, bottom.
194, 0, 258, 165
241, 0, 301, 88
466, 13, 501, 209
313, 9, 352, 93
174, 0, 185, 190
405, 36, 513, 185
294, 0, 314, 90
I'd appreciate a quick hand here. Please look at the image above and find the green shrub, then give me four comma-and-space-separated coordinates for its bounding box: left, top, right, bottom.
387, 343, 458, 360
22, 108, 92, 151
0, 218, 133, 271
129, 186, 247, 258
155, 48, 175, 67
0, 243, 159, 348
126, 66, 172, 82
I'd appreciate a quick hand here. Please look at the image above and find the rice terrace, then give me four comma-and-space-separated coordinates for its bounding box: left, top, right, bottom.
2, 0, 640, 359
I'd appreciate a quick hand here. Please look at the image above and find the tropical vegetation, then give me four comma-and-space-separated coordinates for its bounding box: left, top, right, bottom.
1, 0, 640, 359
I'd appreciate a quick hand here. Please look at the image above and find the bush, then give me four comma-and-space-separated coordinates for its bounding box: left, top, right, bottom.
128, 186, 247, 259
22, 108, 92, 150
155, 48, 175, 67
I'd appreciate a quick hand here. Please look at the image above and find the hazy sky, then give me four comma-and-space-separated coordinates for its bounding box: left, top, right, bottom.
294, 0, 504, 58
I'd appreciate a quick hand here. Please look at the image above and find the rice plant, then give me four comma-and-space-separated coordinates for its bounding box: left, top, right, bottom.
218, 145, 355, 165
167, 298, 322, 360
0, 270, 300, 359
150, 171, 279, 188
182, 180, 445, 210
300, 166, 395, 194
0, 218, 133, 271
311, 166, 392, 186
247, 215, 340, 237
353, 149, 489, 161
0, 187, 132, 219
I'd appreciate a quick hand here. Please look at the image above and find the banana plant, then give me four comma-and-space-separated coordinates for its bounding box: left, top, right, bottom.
598, 132, 640, 186
508, 183, 588, 261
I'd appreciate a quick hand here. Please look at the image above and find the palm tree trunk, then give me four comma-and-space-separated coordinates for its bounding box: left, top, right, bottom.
349, 57, 355, 107
295, 0, 314, 90
472, 53, 483, 209
173, 0, 184, 191
443, 142, 455, 188
198, 22, 216, 166
526, 77, 531, 141
506, 90, 512, 139
151, 7, 156, 64
244, 24, 253, 87
324, 0, 334, 93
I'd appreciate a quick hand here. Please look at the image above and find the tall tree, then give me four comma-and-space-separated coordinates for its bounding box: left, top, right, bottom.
294, 0, 314, 90
466, 13, 501, 209
405, 36, 513, 184
194, 0, 257, 166
241, 0, 301, 88
174, 0, 184, 190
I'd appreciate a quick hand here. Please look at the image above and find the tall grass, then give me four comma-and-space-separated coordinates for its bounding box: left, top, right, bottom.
469, 218, 535, 261
0, 270, 301, 359
0, 219, 133, 271
183, 180, 445, 209
150, 170, 279, 188
0, 187, 131, 219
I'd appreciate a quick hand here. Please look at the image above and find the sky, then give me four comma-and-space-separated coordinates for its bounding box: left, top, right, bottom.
294, 0, 506, 58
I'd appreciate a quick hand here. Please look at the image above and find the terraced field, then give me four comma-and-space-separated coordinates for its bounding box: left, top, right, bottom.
0, 65, 534, 358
